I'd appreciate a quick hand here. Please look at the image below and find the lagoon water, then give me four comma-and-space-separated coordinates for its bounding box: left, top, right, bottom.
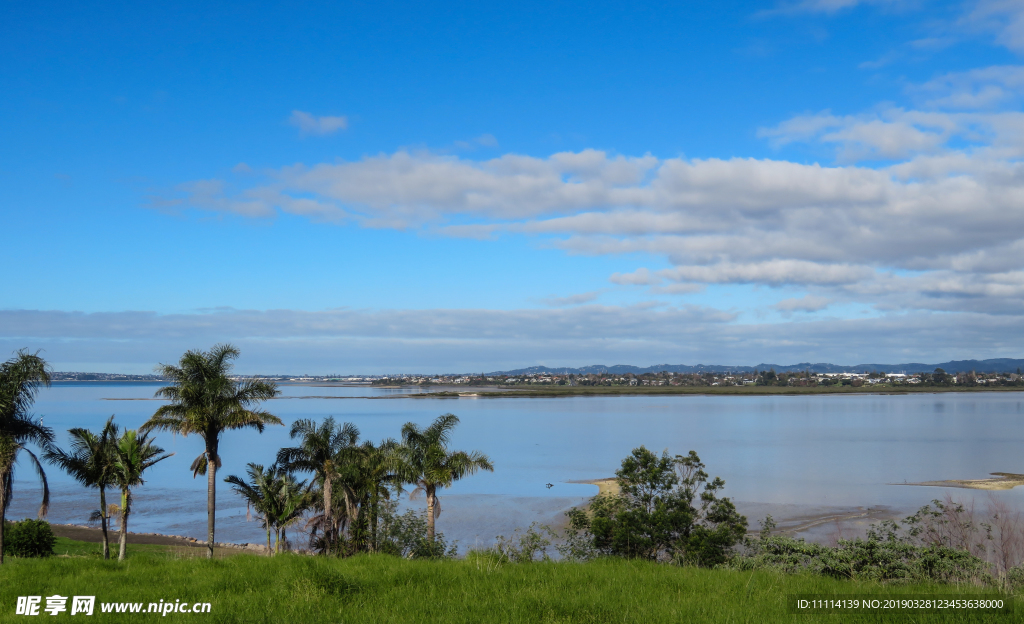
10, 383, 1024, 548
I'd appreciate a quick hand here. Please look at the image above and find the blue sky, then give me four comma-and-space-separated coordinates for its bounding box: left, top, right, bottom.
4, 0, 1024, 373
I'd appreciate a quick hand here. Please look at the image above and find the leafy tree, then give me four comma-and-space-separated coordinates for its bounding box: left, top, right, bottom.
45, 415, 118, 559
142, 344, 281, 558
277, 417, 360, 550
109, 428, 172, 560
562, 447, 746, 565
0, 350, 54, 565
401, 413, 494, 542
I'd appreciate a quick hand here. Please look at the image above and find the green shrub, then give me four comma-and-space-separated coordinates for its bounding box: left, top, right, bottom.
731, 514, 991, 584
3, 519, 56, 558
375, 505, 458, 559
471, 522, 557, 563
559, 447, 747, 565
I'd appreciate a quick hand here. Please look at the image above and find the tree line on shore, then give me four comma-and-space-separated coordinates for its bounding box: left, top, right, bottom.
0, 345, 493, 562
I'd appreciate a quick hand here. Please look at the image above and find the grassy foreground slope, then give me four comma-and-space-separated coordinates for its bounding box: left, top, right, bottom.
0, 552, 1017, 623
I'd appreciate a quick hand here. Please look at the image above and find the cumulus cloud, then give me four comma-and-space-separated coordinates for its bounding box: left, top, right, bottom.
288, 110, 349, 136
148, 61, 1024, 322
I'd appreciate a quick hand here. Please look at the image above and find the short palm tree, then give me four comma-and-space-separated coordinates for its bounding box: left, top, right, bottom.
270, 470, 310, 553
401, 413, 493, 542
226, 463, 310, 555
0, 350, 54, 565
110, 428, 173, 560
358, 438, 410, 552
277, 417, 359, 547
142, 344, 281, 558
45, 415, 118, 559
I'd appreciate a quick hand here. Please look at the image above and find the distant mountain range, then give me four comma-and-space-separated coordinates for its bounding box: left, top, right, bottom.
488, 359, 1024, 376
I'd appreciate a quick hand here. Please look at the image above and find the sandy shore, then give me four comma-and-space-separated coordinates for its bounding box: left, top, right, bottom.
895, 472, 1024, 491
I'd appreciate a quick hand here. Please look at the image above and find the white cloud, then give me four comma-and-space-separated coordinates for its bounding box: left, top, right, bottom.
287, 110, 349, 136
764, 0, 914, 15
536, 291, 602, 307
149, 63, 1024, 322
660, 261, 873, 286
774, 295, 834, 312
609, 268, 659, 286
962, 0, 1024, 53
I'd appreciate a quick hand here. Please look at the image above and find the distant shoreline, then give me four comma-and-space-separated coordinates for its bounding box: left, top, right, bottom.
407, 385, 1024, 398
90, 384, 1024, 400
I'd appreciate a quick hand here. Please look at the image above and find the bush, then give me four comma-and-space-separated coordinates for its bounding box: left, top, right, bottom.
472, 522, 556, 563
375, 504, 458, 559
559, 447, 747, 565
731, 514, 991, 584
3, 519, 56, 558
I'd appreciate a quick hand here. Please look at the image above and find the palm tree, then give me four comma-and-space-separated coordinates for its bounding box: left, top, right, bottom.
225, 463, 279, 554
45, 415, 118, 559
0, 350, 54, 565
142, 344, 281, 559
401, 413, 493, 542
109, 428, 173, 560
277, 417, 359, 548
270, 470, 309, 554
225, 463, 310, 555
358, 438, 410, 552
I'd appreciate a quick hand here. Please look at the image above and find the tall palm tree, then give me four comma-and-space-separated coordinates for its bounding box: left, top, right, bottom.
277, 417, 359, 547
110, 428, 173, 560
45, 415, 118, 559
401, 413, 493, 542
0, 350, 54, 565
142, 344, 281, 559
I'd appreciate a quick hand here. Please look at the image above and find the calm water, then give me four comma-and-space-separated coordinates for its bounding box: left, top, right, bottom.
10, 383, 1024, 545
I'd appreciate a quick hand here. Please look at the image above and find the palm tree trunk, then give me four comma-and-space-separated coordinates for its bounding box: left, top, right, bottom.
274, 527, 280, 554
206, 449, 216, 559
266, 525, 272, 556
118, 489, 129, 561
0, 443, 14, 566
322, 474, 333, 544
99, 486, 109, 560
0, 469, 7, 566
426, 487, 436, 543
370, 489, 378, 553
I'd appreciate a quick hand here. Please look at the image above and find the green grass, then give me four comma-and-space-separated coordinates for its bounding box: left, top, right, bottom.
0, 547, 1019, 623
51, 537, 186, 558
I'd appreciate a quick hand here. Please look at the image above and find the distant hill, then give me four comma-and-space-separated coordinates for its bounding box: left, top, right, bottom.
488, 359, 1024, 376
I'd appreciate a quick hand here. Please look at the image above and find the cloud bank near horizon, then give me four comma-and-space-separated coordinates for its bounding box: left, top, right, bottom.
4, 306, 1022, 374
